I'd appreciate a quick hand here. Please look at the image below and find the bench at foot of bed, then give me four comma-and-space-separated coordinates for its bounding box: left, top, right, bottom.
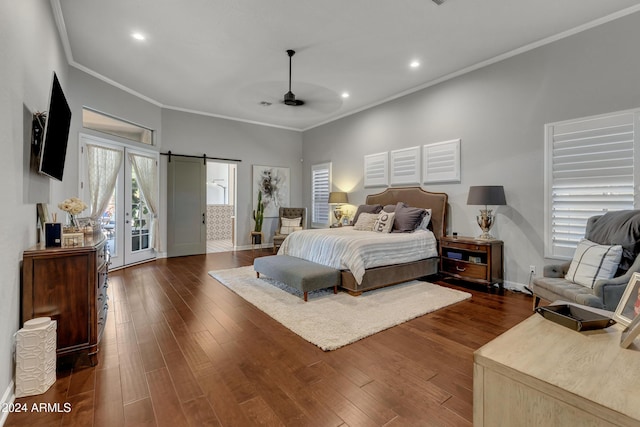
253, 255, 340, 301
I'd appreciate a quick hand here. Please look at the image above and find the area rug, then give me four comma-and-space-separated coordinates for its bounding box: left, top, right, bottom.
208, 266, 471, 351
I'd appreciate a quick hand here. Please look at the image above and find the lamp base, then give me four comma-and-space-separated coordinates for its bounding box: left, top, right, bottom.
476, 209, 495, 240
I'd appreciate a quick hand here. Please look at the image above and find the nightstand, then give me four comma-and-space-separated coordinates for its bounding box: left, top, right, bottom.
439, 236, 504, 290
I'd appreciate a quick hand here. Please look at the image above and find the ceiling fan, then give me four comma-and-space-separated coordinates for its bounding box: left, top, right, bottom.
283, 49, 304, 106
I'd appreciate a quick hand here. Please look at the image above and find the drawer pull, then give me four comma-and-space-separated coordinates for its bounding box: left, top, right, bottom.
456, 266, 466, 272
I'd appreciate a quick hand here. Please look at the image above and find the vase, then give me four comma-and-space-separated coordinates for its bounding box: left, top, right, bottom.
64, 214, 79, 233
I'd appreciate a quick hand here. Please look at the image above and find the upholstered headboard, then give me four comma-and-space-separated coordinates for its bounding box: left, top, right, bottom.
366, 186, 448, 240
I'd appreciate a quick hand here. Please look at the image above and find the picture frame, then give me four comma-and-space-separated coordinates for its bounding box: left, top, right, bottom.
613, 272, 640, 326
36, 203, 49, 225
253, 165, 290, 218
620, 310, 640, 349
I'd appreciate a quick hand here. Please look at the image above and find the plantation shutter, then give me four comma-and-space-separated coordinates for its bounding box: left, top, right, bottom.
545, 111, 636, 259
311, 162, 331, 228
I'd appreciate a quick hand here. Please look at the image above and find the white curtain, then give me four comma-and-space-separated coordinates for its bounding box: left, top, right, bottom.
87, 144, 123, 223
129, 153, 160, 252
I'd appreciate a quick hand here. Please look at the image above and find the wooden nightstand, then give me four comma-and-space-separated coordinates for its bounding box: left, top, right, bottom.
439, 236, 504, 290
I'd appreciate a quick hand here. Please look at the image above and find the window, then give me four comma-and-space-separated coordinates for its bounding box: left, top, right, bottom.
311, 162, 331, 228
83, 108, 154, 145
545, 110, 639, 259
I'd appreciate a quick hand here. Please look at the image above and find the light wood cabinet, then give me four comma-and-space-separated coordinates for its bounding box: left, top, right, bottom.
21, 236, 108, 366
474, 312, 640, 426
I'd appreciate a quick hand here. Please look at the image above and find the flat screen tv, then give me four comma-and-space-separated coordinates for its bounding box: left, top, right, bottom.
38, 72, 71, 181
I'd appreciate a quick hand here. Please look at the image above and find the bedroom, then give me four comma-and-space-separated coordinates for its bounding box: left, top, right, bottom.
3, 0, 640, 425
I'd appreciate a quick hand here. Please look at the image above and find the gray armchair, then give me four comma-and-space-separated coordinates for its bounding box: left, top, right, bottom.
272, 207, 306, 254
532, 210, 640, 311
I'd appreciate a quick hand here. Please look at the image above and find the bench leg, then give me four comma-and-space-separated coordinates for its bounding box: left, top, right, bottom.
303, 291, 308, 302
256, 272, 260, 278
333, 285, 337, 294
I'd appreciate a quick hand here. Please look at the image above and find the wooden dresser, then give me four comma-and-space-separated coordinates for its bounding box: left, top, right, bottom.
474, 311, 640, 426
21, 235, 109, 366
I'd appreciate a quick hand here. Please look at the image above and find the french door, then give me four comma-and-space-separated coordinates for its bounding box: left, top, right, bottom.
79, 134, 158, 269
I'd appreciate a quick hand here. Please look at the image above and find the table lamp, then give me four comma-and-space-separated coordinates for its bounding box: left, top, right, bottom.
328, 191, 348, 226
466, 185, 506, 239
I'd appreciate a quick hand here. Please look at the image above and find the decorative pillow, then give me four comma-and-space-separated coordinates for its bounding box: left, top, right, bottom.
373, 212, 395, 233
353, 212, 378, 231
353, 204, 382, 224
417, 209, 433, 231
392, 202, 427, 233
383, 203, 400, 213
280, 225, 302, 235
281, 217, 301, 227
565, 239, 623, 288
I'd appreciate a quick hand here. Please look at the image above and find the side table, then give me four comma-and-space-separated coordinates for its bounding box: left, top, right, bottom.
439, 235, 503, 290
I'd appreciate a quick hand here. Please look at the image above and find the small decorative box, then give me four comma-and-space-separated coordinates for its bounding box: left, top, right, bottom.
447, 251, 463, 260
62, 232, 84, 247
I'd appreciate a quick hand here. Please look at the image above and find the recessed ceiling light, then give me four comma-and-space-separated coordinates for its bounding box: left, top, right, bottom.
131, 32, 146, 41
341, 92, 350, 99
410, 60, 420, 68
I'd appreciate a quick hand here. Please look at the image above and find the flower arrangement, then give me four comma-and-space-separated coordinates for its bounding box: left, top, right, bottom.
58, 197, 88, 229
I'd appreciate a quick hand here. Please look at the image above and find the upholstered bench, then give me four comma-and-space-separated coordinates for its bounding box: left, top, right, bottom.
253, 255, 340, 301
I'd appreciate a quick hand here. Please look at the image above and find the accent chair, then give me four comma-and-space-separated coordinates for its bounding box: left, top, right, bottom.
532, 210, 640, 311
272, 207, 307, 254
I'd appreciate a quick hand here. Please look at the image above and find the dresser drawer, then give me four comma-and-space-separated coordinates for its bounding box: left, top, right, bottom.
443, 240, 489, 253
442, 259, 487, 280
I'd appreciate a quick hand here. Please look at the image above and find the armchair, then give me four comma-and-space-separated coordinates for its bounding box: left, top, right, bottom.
532, 210, 640, 311
272, 207, 307, 254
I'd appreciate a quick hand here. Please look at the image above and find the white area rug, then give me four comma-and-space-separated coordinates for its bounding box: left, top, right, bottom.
208, 266, 471, 351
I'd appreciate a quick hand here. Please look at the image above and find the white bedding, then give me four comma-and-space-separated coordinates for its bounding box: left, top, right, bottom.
278, 226, 438, 284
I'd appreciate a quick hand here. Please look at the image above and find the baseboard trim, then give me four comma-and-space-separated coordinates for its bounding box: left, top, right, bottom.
0, 381, 15, 427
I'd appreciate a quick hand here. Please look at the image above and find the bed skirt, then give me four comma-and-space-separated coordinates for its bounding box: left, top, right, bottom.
340, 257, 439, 295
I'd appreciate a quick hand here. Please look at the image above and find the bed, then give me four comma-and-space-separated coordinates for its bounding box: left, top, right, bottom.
279, 186, 448, 295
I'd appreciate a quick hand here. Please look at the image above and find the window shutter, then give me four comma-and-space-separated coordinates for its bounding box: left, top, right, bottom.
546, 111, 636, 259
312, 163, 331, 227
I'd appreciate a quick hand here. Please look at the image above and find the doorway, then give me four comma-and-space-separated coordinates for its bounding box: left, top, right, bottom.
80, 134, 158, 269
206, 161, 236, 253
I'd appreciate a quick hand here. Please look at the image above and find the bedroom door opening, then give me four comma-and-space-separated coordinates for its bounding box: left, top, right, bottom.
206, 161, 236, 253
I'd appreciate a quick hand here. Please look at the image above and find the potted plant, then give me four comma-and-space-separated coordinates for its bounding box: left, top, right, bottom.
252, 191, 264, 244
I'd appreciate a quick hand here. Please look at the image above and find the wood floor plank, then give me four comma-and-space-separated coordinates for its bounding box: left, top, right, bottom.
6, 250, 534, 426
180, 396, 221, 427
146, 368, 188, 427
123, 397, 156, 427
162, 350, 204, 402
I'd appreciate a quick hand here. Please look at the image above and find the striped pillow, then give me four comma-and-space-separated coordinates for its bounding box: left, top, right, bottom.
565, 239, 622, 288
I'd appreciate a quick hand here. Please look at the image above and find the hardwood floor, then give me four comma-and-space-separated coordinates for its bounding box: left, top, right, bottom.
7, 250, 533, 426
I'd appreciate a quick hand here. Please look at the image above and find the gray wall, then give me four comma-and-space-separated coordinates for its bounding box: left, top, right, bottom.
0, 0, 68, 411
302, 11, 640, 289
161, 110, 302, 248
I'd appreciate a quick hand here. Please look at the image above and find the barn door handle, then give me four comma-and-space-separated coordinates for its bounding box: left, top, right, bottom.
202, 213, 205, 224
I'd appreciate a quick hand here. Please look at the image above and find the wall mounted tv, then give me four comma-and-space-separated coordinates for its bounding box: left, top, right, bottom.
38, 72, 72, 181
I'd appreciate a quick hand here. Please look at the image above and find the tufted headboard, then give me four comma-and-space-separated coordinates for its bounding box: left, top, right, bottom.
366, 186, 448, 240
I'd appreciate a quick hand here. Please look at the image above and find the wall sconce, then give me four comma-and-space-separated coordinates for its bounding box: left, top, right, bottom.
466, 186, 506, 239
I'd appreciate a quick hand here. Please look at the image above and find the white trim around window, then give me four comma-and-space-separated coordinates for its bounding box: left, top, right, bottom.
311, 162, 332, 228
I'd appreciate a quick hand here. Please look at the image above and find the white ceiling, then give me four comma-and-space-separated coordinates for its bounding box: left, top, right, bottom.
53, 0, 640, 131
